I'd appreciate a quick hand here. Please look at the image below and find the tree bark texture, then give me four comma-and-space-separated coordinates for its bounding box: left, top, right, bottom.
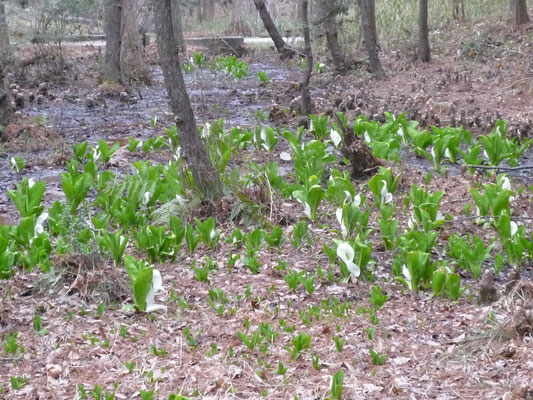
171, 0, 186, 52
230, 0, 245, 34
418, 0, 431, 62
150, 0, 222, 199
358, 0, 384, 77
104, 0, 122, 83
452, 0, 465, 22
205, 0, 215, 21
318, 0, 345, 73
300, 0, 313, 116
0, 63, 13, 128
120, 0, 148, 83
0, 2, 10, 62
511, 0, 529, 28
253, 0, 294, 59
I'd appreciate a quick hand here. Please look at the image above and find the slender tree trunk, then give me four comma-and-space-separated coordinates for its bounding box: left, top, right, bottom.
150, 0, 222, 199
0, 63, 13, 128
301, 0, 313, 116
171, 0, 186, 52
230, 0, 245, 34
418, 0, 430, 62
0, 1, 10, 62
120, 0, 148, 83
452, 0, 465, 22
104, 0, 122, 83
358, 0, 384, 77
197, 0, 203, 23
205, 0, 215, 21
318, 0, 345, 73
253, 0, 294, 59
511, 0, 529, 28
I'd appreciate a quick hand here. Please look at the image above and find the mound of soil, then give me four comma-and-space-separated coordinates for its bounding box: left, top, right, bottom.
1, 117, 62, 151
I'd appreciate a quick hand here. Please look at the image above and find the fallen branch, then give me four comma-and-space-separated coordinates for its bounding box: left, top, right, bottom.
466, 164, 533, 171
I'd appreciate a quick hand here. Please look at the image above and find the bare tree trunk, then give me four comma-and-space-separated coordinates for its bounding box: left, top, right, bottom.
511, 0, 529, 28
358, 0, 384, 77
418, 0, 431, 62
120, 0, 148, 83
253, 0, 294, 59
171, 0, 186, 52
0, 1, 10, 62
452, 0, 465, 22
197, 0, 203, 23
0, 63, 13, 128
104, 0, 122, 83
205, 0, 215, 21
230, 0, 245, 34
150, 0, 222, 199
301, 0, 313, 116
318, 0, 345, 73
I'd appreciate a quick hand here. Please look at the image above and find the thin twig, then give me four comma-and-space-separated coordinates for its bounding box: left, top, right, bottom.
466, 164, 533, 171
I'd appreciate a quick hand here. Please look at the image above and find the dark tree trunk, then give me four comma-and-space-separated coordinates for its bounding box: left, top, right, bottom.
418, 0, 431, 62
104, 0, 122, 83
0, 64, 13, 128
358, 0, 384, 77
253, 0, 294, 59
300, 0, 313, 116
511, 0, 529, 28
0, 2, 10, 62
171, 0, 186, 52
150, 0, 222, 199
318, 0, 345, 73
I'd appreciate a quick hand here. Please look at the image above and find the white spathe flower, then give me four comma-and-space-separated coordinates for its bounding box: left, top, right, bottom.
501, 176, 511, 191
295, 196, 312, 219
145, 269, 167, 313
92, 147, 100, 161
34, 212, 48, 237
143, 191, 151, 206
344, 190, 353, 204
483, 149, 489, 160
398, 126, 405, 141
29, 178, 35, 188
336, 208, 348, 239
407, 217, 416, 230
336, 242, 360, 278
402, 264, 413, 290
380, 181, 393, 205
510, 221, 518, 238
435, 210, 443, 221
309, 120, 314, 132
430, 147, 437, 168
352, 194, 361, 208
501, 177, 515, 202
9, 157, 18, 171
330, 129, 342, 148
364, 131, 371, 144
210, 229, 217, 240
444, 148, 451, 159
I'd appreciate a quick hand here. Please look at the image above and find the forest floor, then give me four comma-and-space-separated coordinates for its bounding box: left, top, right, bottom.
1, 21, 533, 400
